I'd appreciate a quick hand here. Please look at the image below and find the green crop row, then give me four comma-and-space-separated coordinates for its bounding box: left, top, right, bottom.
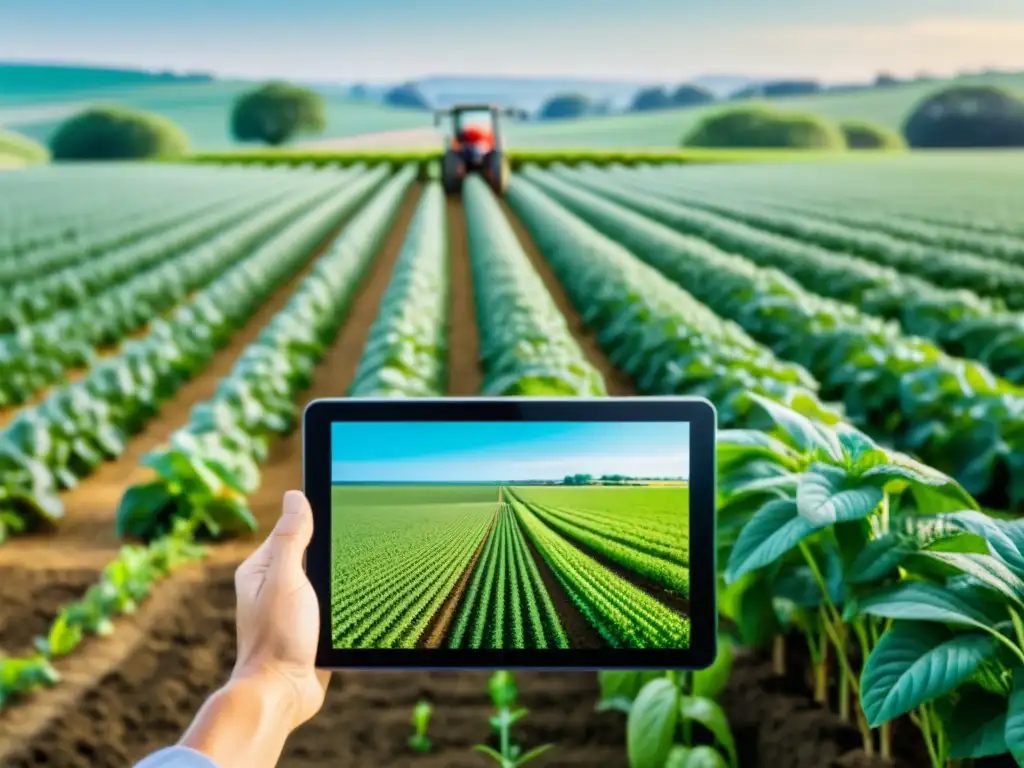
448, 499, 568, 650
523, 500, 690, 597
562, 165, 1024, 387
462, 175, 606, 397
505, 175, 839, 429
508, 491, 690, 649
522, 168, 1024, 513
114, 166, 413, 542
1, 180, 344, 408
0, 519, 203, 709
641, 174, 1024, 309
333, 510, 490, 649
0, 168, 389, 544
348, 183, 449, 397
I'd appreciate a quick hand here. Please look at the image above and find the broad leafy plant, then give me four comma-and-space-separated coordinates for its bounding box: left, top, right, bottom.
718, 393, 991, 762
596, 639, 737, 768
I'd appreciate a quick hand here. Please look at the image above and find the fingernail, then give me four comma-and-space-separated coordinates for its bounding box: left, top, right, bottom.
283, 490, 305, 515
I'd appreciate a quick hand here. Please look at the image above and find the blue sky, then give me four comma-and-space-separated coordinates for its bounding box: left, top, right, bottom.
4, 1, 1023, 82
331, 421, 690, 483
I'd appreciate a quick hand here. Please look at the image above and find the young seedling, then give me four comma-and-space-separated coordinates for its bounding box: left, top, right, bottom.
473, 671, 554, 767
408, 699, 434, 753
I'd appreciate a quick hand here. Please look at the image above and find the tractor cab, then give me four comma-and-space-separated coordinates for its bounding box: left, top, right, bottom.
435, 103, 517, 197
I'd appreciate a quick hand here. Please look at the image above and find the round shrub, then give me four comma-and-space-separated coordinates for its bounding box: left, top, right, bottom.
903, 85, 1024, 148
629, 87, 672, 112
50, 107, 190, 160
383, 83, 430, 110
671, 84, 715, 108
840, 120, 906, 150
231, 81, 327, 145
682, 106, 845, 149
538, 93, 591, 121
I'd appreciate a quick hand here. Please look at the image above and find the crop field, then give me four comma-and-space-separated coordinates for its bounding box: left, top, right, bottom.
330, 484, 690, 650
0, 150, 1022, 767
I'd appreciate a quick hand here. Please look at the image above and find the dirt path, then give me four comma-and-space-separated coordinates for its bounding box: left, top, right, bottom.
499, 201, 637, 396
445, 198, 483, 396
0, 218, 354, 573
419, 512, 497, 649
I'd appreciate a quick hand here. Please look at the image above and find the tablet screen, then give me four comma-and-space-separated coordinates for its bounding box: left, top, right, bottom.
329, 420, 691, 651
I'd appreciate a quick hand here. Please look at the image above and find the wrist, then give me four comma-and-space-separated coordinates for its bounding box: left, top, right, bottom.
225, 667, 301, 729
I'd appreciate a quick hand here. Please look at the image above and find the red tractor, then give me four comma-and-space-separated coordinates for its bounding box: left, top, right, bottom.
435, 104, 516, 196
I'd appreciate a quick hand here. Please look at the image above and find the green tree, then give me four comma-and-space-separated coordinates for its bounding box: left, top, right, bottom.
383, 83, 430, 110
839, 119, 906, 150
49, 106, 189, 160
670, 84, 714, 108
629, 86, 672, 112
682, 105, 845, 150
538, 93, 590, 120
230, 81, 326, 146
903, 85, 1024, 148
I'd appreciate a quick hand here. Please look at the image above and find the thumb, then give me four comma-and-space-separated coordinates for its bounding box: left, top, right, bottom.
268, 490, 313, 575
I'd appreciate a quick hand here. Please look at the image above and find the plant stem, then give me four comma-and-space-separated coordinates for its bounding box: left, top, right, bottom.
880, 721, 892, 761
772, 635, 787, 677
500, 706, 511, 765
814, 633, 829, 705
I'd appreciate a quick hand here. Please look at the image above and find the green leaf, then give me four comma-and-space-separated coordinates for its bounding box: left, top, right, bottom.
847, 533, 917, 584
860, 621, 998, 727
746, 393, 843, 460
472, 744, 506, 763
796, 468, 883, 527
913, 551, 1024, 609
664, 745, 731, 768
694, 638, 734, 700
598, 671, 663, 709
948, 687, 1008, 759
858, 582, 996, 631
627, 678, 680, 768
515, 744, 555, 765
725, 498, 817, 582
861, 457, 977, 511
679, 696, 738, 768
114, 481, 176, 540
1006, 667, 1024, 764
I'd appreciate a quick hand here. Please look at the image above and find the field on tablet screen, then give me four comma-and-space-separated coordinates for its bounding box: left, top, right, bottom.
330, 484, 690, 650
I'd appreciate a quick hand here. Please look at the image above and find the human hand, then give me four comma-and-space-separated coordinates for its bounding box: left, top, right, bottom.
231, 490, 330, 730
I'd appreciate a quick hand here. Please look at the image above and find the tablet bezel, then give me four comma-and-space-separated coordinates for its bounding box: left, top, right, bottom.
304, 397, 716, 670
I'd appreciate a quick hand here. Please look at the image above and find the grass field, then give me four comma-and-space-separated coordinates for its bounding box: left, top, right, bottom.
330, 484, 691, 650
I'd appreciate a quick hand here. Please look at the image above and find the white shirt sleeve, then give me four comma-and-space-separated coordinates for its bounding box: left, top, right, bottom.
133, 746, 221, 768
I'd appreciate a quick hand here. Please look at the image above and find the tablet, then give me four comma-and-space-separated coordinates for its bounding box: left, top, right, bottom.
303, 397, 716, 669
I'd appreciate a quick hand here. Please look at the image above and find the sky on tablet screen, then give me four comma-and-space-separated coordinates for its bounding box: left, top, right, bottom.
331, 421, 690, 483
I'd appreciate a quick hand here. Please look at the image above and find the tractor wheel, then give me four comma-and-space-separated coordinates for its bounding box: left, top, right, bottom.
442, 150, 464, 196
485, 150, 511, 196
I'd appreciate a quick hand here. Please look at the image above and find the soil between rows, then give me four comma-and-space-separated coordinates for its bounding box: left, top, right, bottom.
445, 197, 484, 396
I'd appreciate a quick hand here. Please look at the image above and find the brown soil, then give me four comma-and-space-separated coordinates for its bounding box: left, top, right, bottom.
445, 197, 483, 396
0, 568, 97, 654
0, 565, 628, 768
499, 201, 637, 397
419, 513, 497, 649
